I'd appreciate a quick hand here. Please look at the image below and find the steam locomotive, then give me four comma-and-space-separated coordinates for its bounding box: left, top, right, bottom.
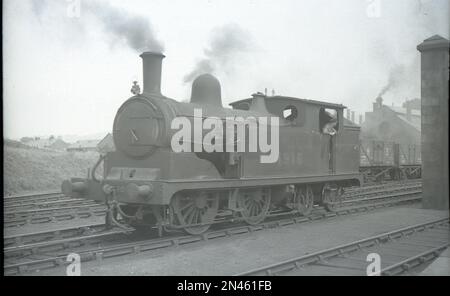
62, 52, 362, 235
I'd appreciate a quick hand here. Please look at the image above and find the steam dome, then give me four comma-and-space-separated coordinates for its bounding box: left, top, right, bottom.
190, 74, 222, 107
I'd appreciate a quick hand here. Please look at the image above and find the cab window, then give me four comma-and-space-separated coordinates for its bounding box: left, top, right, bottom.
319, 108, 339, 135
283, 105, 298, 121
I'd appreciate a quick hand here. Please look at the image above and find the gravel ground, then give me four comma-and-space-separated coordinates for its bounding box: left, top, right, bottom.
27, 205, 449, 276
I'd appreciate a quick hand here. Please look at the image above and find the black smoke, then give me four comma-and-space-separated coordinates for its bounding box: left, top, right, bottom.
84, 1, 164, 52
378, 65, 406, 97
29, 0, 164, 52
184, 24, 252, 83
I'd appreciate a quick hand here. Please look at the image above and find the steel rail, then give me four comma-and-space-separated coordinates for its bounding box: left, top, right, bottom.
4, 222, 107, 246
4, 198, 98, 212
234, 218, 449, 276
4, 195, 68, 208
343, 180, 421, 195
5, 204, 106, 218
337, 188, 421, 206
4, 192, 422, 275
4, 191, 61, 200
3, 208, 106, 229
3, 182, 422, 229
3, 190, 422, 257
380, 243, 449, 275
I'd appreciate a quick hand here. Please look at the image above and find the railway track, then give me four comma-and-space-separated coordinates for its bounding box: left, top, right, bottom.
4, 206, 106, 228
3, 181, 422, 228
4, 192, 67, 208
4, 198, 99, 212
343, 179, 422, 195
4, 222, 108, 247
235, 218, 449, 276
4, 188, 422, 275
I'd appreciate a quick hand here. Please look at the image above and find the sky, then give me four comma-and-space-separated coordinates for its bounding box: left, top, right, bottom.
3, 0, 449, 140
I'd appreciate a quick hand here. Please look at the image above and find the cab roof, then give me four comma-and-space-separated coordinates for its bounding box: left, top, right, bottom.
229, 95, 346, 109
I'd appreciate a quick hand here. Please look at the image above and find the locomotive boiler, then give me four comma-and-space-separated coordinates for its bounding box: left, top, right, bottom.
62, 52, 363, 235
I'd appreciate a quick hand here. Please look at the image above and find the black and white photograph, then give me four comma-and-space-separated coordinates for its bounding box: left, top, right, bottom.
2, 0, 449, 280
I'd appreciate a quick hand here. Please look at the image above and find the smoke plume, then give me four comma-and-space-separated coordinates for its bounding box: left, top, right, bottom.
84, 1, 164, 52
29, 0, 164, 52
378, 65, 406, 97
184, 24, 252, 83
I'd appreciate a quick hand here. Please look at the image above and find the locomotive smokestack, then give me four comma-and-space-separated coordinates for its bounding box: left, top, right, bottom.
140, 52, 165, 96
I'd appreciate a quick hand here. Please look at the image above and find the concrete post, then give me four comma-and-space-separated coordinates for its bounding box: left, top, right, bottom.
417, 35, 449, 210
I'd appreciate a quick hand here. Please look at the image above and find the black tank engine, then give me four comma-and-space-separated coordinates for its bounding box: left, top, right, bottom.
62, 52, 362, 235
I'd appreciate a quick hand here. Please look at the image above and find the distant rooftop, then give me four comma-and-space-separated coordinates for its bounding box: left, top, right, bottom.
67, 139, 100, 150
386, 105, 421, 132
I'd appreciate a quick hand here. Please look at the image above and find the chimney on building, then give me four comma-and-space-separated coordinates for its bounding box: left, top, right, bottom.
373, 96, 383, 111
359, 114, 363, 125
351, 111, 355, 123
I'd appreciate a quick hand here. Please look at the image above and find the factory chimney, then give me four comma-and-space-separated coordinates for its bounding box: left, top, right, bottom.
140, 52, 165, 96
373, 96, 383, 111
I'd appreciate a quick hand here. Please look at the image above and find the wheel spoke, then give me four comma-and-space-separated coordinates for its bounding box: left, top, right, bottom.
254, 202, 260, 215
171, 192, 219, 235
238, 189, 270, 225
255, 201, 262, 214
182, 204, 195, 220
186, 208, 196, 224
296, 186, 314, 216
180, 201, 194, 212
249, 203, 255, 216
192, 209, 199, 225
